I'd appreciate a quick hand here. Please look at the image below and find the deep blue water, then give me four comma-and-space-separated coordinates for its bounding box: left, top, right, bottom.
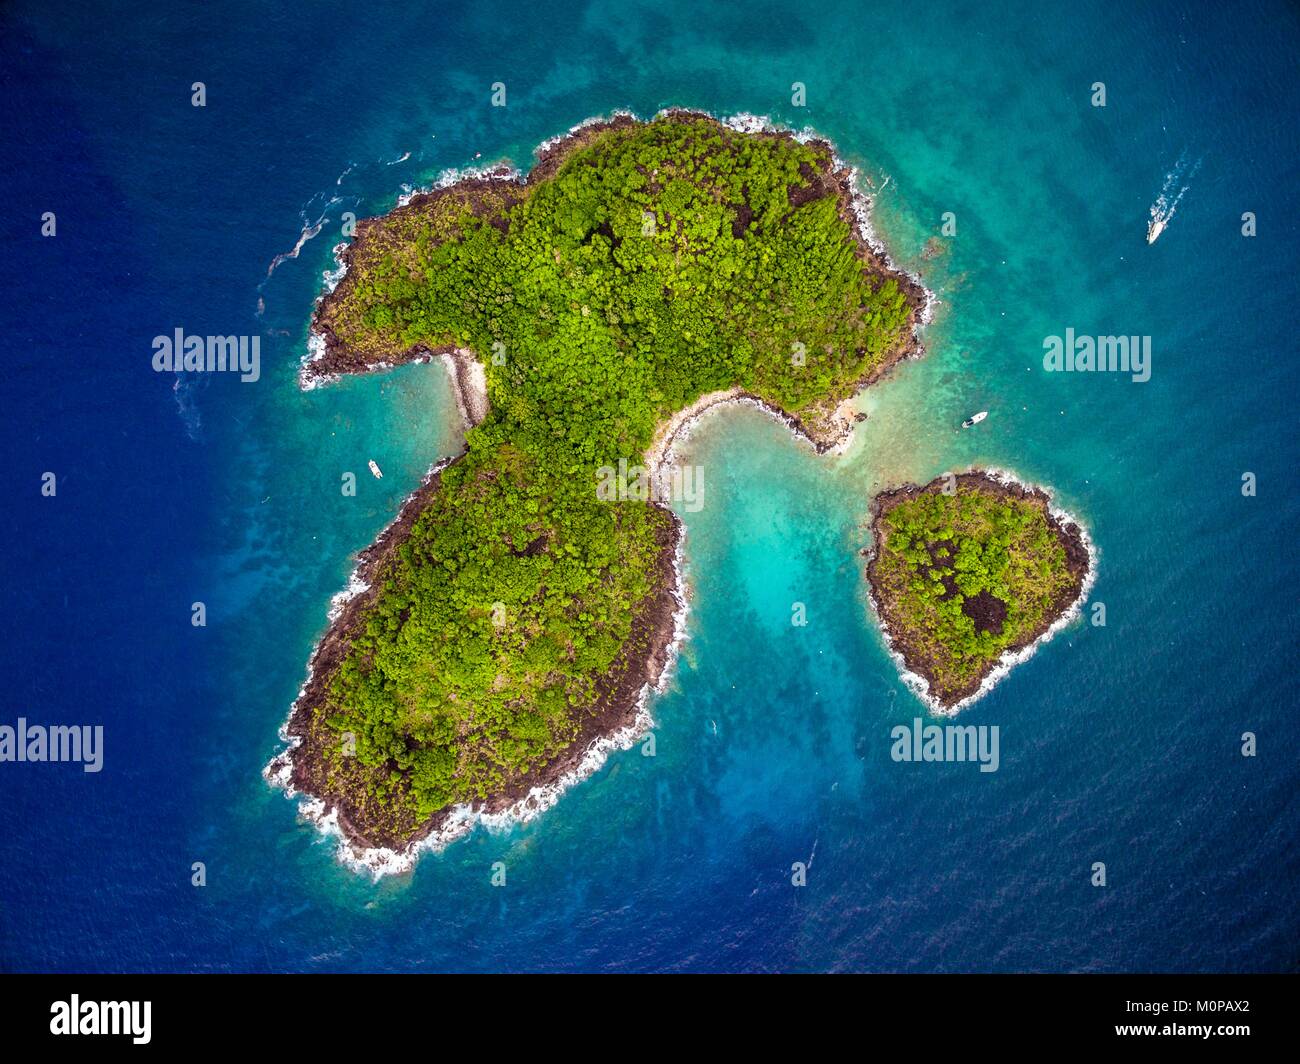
1, 0, 1297, 972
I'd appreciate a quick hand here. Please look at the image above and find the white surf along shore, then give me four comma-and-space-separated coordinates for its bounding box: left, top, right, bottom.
864, 466, 1099, 717
269, 108, 937, 878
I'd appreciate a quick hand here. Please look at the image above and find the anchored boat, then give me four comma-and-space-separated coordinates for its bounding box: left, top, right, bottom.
962, 411, 988, 428
368, 459, 383, 479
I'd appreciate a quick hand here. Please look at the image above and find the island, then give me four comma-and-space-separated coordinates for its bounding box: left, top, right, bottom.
267, 111, 928, 865
863, 471, 1092, 711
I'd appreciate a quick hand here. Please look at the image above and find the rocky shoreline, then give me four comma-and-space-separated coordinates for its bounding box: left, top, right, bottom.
644, 385, 872, 483
269, 110, 930, 873
863, 470, 1095, 713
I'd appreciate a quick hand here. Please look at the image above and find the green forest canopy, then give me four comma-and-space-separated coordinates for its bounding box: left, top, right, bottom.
306, 114, 917, 835
871, 483, 1080, 704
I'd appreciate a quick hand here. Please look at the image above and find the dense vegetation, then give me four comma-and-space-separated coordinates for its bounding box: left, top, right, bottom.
301, 114, 917, 839
869, 476, 1085, 706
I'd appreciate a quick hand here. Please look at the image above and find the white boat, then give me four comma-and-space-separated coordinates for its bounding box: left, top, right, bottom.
368, 459, 383, 479
1146, 216, 1167, 244
962, 411, 988, 428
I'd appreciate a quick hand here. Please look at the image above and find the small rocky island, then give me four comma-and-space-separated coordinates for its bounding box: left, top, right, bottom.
864, 471, 1092, 710
269, 111, 928, 867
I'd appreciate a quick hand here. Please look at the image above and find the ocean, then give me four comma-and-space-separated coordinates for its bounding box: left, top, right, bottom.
1, 0, 1296, 972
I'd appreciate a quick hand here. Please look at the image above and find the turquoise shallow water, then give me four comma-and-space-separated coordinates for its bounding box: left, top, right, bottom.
2, 0, 1297, 971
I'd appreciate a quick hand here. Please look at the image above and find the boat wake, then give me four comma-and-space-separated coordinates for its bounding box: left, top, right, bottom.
1147, 150, 1201, 244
